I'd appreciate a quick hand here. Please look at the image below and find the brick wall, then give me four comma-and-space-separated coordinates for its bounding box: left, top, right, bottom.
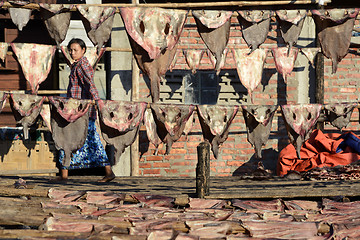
135, 14, 360, 177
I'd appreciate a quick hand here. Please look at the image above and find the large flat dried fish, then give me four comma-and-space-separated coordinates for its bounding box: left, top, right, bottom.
312, 9, 359, 73
39, 4, 72, 45
193, 10, 232, 74
281, 104, 322, 159
11, 43, 56, 94
237, 10, 272, 53
233, 48, 268, 103
77, 6, 116, 53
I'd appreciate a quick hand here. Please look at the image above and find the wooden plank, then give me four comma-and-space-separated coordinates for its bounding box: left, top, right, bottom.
0, 186, 48, 197
0, 169, 58, 175
0, 176, 358, 200
196, 142, 210, 198
0, 230, 89, 239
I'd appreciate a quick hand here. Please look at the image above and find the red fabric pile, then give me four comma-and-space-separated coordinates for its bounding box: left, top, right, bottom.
277, 129, 360, 176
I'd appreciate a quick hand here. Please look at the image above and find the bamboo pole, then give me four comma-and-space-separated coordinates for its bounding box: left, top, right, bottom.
0, 0, 329, 10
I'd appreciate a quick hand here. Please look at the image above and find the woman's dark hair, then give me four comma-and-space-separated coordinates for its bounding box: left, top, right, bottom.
67, 38, 87, 53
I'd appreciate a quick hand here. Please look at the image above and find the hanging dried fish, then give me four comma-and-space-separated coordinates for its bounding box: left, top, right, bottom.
39, 4, 72, 45
0, 91, 8, 113
10, 93, 45, 140
8, 1, 32, 31
207, 49, 228, 74
242, 105, 277, 158
120, 7, 187, 102
324, 102, 357, 131
97, 100, 147, 163
77, 6, 116, 53
312, 9, 359, 73
272, 47, 299, 83
146, 103, 195, 154
11, 43, 56, 94
120, 7, 187, 60
281, 104, 322, 159
183, 49, 204, 74
300, 48, 321, 67
276, 10, 307, 50
198, 105, 238, 158
193, 10, 232, 74
233, 48, 268, 103
49, 97, 91, 167
237, 10, 272, 53
0, 42, 9, 63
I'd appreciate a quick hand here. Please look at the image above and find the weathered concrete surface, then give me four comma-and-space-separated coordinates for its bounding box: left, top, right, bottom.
108, 14, 133, 176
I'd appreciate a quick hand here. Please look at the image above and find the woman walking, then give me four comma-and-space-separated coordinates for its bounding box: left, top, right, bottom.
53, 38, 115, 182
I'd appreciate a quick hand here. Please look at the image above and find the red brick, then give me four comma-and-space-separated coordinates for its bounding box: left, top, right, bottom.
164, 169, 179, 174
170, 149, 187, 154
146, 156, 163, 161
180, 31, 189, 37
339, 59, 354, 65
222, 149, 239, 154
184, 155, 197, 160
153, 162, 171, 168
139, 163, 152, 168
172, 142, 185, 148
227, 137, 235, 141
179, 174, 190, 177
235, 143, 251, 148
188, 148, 198, 154
340, 88, 356, 93
187, 136, 202, 141
173, 161, 190, 166
157, 149, 166, 155
165, 155, 184, 160
227, 161, 244, 167
189, 31, 200, 38
221, 155, 233, 160
186, 142, 201, 148
217, 168, 231, 173
217, 173, 232, 177
143, 169, 161, 175
180, 38, 198, 44
235, 155, 250, 161
210, 161, 226, 167
221, 142, 235, 148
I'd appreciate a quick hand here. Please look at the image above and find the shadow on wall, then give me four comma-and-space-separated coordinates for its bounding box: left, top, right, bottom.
232, 148, 280, 176
109, 70, 133, 98
139, 130, 150, 159
261, 68, 277, 91
0, 127, 46, 162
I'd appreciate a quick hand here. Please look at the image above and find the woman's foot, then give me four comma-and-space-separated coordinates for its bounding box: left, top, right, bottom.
97, 173, 115, 183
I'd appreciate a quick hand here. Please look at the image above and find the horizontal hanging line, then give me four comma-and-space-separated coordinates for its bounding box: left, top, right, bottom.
5, 46, 322, 55
0, 0, 329, 11
4, 92, 360, 110
3, 92, 360, 123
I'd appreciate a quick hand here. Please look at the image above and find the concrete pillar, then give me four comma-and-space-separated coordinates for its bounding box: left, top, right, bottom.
108, 14, 133, 176
295, 16, 316, 104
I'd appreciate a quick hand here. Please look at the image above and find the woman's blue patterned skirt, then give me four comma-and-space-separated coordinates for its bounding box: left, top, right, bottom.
58, 119, 110, 170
